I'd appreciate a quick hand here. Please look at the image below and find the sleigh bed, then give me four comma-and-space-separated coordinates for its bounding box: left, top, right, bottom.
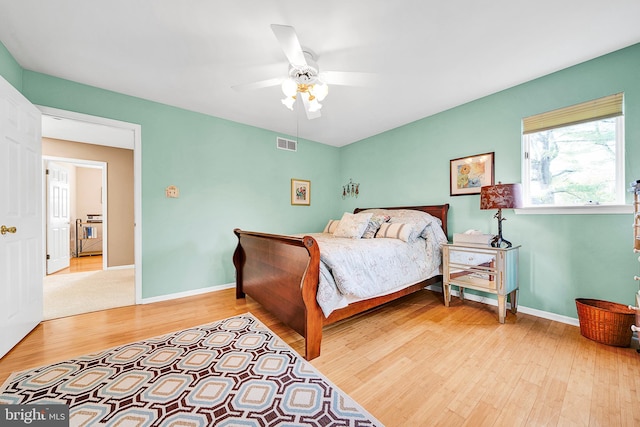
233, 204, 449, 360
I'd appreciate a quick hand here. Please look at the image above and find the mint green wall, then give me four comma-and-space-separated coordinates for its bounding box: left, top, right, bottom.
340, 43, 640, 318
0, 42, 22, 91
0, 43, 340, 299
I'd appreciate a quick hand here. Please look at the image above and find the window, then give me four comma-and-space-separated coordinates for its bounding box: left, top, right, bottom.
522, 93, 625, 210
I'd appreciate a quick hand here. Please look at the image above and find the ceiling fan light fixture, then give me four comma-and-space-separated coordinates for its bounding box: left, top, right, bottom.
281, 97, 296, 110
310, 82, 328, 101
281, 78, 297, 97
308, 98, 322, 113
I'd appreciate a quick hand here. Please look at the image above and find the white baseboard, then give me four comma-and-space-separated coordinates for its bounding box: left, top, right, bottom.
425, 284, 580, 327
141, 282, 235, 305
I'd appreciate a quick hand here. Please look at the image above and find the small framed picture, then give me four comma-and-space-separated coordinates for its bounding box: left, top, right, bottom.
450, 152, 495, 196
291, 179, 311, 205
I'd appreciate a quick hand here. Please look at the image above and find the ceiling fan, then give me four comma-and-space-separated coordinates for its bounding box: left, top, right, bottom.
233, 24, 376, 120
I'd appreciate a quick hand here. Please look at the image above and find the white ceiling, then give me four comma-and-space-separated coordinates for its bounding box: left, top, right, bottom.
2, 0, 640, 147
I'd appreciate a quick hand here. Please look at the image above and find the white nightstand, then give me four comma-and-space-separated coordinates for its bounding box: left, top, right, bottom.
442, 243, 520, 323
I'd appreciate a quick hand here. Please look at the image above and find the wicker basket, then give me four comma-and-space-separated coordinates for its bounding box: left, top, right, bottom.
575, 298, 636, 347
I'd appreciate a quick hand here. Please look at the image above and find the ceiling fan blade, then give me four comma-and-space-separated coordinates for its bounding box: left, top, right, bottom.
301, 94, 322, 120
232, 77, 282, 92
320, 71, 379, 87
271, 24, 307, 67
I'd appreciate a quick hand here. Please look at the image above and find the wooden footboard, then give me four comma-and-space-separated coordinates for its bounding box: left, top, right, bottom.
233, 229, 324, 360
233, 203, 449, 360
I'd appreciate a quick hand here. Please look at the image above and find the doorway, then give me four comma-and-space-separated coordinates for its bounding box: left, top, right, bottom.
45, 158, 107, 275
39, 106, 142, 318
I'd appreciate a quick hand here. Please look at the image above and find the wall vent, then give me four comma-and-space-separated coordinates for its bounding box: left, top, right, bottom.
276, 136, 297, 152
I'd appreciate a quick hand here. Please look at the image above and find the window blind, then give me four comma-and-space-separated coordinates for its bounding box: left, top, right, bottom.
522, 92, 623, 134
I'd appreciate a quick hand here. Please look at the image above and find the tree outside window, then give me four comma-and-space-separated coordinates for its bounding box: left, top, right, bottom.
526, 118, 618, 206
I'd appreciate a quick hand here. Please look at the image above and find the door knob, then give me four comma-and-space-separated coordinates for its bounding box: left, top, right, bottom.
1, 225, 17, 235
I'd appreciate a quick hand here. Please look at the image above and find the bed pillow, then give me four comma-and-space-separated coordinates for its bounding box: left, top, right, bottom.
375, 222, 415, 242
323, 219, 341, 234
361, 214, 391, 239
359, 208, 439, 240
422, 222, 448, 245
389, 211, 436, 239
333, 212, 373, 238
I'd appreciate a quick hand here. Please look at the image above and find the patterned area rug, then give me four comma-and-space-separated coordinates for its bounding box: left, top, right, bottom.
0, 313, 381, 426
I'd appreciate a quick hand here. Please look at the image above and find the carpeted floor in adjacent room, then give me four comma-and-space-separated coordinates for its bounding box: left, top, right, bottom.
43, 268, 135, 320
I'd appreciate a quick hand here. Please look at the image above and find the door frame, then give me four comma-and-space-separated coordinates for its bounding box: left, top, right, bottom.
38, 106, 142, 304
44, 157, 108, 270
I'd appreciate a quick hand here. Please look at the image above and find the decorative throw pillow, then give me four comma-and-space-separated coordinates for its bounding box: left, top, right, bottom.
333, 212, 373, 238
357, 208, 445, 241
375, 222, 415, 242
361, 214, 391, 239
358, 208, 438, 240
323, 219, 340, 234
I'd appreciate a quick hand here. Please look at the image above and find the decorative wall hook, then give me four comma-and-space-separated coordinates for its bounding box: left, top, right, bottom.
342, 178, 360, 199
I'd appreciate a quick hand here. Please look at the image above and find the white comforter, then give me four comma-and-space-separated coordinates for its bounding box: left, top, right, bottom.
309, 224, 447, 317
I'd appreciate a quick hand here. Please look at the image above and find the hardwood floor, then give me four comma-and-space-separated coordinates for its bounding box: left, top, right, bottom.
1, 288, 639, 426
49, 255, 103, 275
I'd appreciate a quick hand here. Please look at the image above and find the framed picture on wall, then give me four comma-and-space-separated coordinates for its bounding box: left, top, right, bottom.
450, 152, 495, 196
291, 179, 311, 205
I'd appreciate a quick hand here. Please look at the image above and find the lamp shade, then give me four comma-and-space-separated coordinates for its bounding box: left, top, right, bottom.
281, 78, 298, 97
281, 97, 295, 110
480, 183, 523, 210
311, 82, 328, 101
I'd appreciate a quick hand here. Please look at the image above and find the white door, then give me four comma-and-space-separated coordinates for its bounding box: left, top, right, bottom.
46, 161, 70, 274
0, 76, 43, 358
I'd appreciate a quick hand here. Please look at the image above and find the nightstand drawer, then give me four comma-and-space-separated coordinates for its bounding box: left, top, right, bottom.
449, 272, 497, 291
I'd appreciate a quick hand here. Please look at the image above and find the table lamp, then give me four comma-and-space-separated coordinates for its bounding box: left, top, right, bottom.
480, 182, 522, 248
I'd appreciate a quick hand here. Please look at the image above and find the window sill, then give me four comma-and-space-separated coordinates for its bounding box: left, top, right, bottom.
515, 205, 633, 215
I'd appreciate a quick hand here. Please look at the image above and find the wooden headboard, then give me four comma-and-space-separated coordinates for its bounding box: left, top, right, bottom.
353, 204, 450, 236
